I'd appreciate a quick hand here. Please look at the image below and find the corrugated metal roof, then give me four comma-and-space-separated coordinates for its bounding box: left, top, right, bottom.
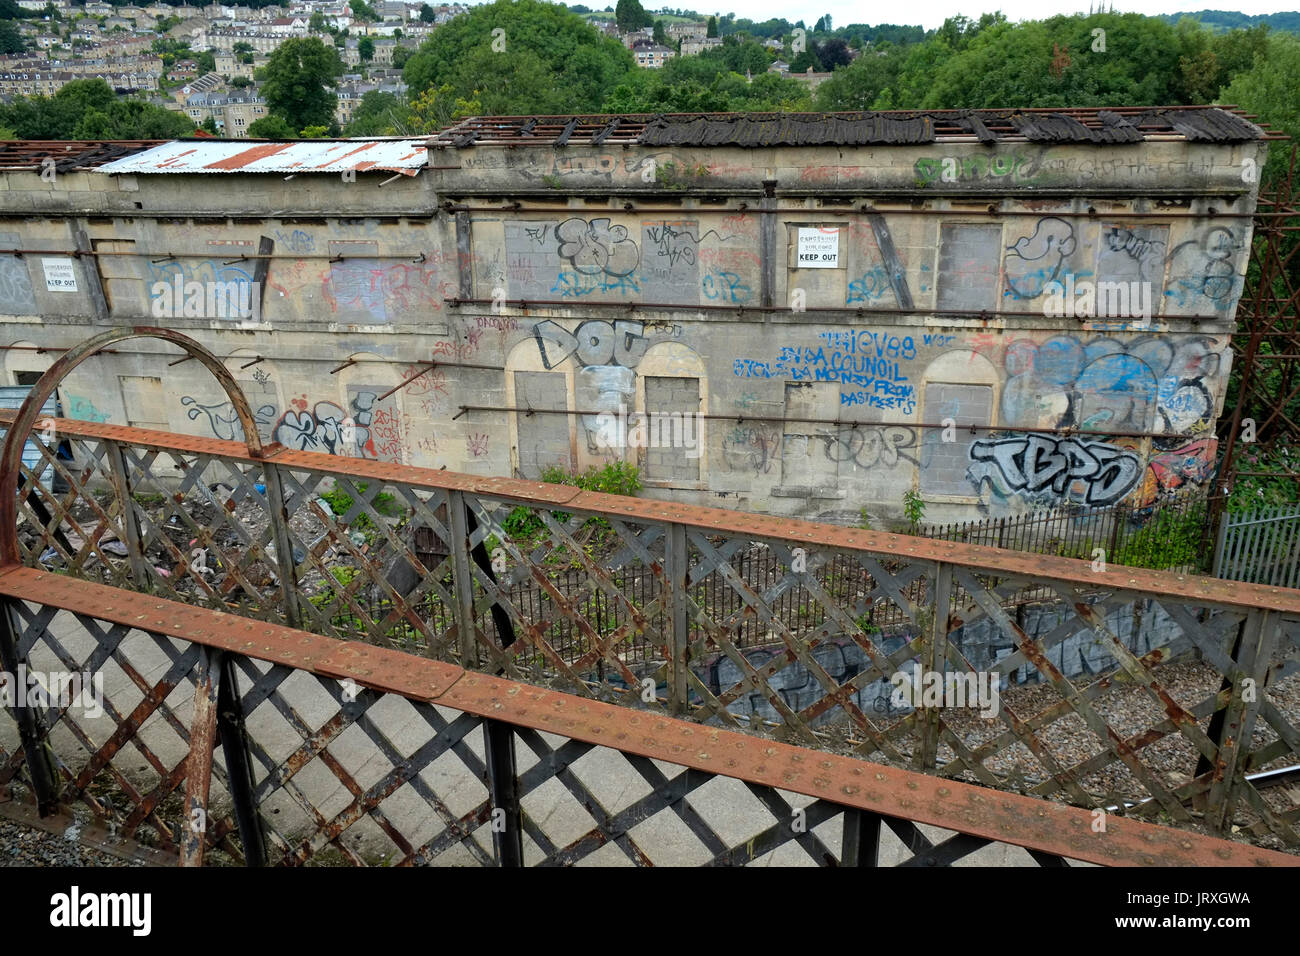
96, 139, 431, 175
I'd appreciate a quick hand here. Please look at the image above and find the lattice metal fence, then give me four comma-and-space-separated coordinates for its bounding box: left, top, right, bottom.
3, 410, 1300, 851
2, 573, 1293, 867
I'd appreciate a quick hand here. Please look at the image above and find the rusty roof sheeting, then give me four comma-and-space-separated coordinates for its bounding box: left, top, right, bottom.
0, 139, 163, 171
429, 106, 1267, 148
95, 138, 431, 175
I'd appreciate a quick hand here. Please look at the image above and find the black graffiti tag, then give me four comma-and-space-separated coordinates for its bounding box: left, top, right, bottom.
969, 435, 1142, 505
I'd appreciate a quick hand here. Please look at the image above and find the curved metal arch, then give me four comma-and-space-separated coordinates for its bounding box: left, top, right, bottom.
0, 327, 264, 565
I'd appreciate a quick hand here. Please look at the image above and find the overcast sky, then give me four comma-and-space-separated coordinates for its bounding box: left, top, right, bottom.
640, 2, 1298, 32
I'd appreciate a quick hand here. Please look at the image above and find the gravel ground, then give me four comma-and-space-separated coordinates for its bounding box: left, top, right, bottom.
0, 815, 141, 867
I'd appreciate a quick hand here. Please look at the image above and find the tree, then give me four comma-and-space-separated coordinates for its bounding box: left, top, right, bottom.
198, 116, 219, 134
247, 114, 296, 138
233, 41, 253, 57
0, 0, 21, 19
392, 45, 413, 69
0, 80, 194, 139
358, 36, 374, 61
614, 0, 649, 34
1223, 33, 1300, 182
229, 75, 251, 88
407, 83, 481, 133
404, 0, 633, 115
0, 19, 24, 54
652, 18, 666, 46
195, 50, 216, 73
343, 89, 411, 135
418, 3, 434, 23
260, 37, 343, 132
308, 11, 326, 32
348, 0, 378, 23
706, 15, 717, 38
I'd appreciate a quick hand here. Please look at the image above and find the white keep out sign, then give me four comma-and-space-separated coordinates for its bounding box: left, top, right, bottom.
42, 257, 77, 292
796, 227, 840, 268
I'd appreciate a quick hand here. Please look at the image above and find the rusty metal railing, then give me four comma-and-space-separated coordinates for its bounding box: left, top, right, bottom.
2, 330, 1300, 856
1, 567, 1295, 866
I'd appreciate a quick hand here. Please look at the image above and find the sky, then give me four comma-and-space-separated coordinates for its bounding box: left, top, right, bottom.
631, 2, 1300, 32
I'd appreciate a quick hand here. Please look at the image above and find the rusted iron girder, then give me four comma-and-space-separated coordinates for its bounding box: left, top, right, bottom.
0, 566, 1293, 868
6, 410, 1300, 617
0, 328, 265, 566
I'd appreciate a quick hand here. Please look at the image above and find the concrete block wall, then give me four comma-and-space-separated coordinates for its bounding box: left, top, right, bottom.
0, 132, 1268, 524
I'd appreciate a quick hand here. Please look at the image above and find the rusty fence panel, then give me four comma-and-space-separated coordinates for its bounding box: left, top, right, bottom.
3, 413, 1300, 850
0, 569, 1295, 868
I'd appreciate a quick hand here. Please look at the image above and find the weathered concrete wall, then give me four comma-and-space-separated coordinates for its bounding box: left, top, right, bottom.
0, 134, 1267, 523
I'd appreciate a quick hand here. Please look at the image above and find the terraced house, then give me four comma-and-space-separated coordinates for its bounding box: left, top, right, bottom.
0, 108, 1270, 522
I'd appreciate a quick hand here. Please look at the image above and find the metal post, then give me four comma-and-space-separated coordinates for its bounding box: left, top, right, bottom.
840, 809, 883, 866
181, 646, 219, 867
914, 561, 951, 771
258, 462, 301, 628
102, 439, 150, 586
0, 597, 59, 814
1205, 609, 1275, 832
665, 521, 690, 716
217, 652, 267, 867
484, 720, 523, 867
446, 490, 479, 667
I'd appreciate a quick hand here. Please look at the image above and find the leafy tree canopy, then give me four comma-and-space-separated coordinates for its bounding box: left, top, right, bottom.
261, 37, 344, 132
404, 0, 633, 114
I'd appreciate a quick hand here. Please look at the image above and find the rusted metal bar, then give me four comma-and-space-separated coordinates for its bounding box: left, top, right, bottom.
0, 328, 265, 566
217, 652, 266, 867
101, 439, 150, 586
444, 297, 1236, 324
376, 362, 435, 403
446, 490, 479, 667
914, 561, 951, 771
665, 522, 689, 716
0, 567, 1293, 867
0, 596, 59, 815
258, 463, 301, 629
484, 721, 523, 867
1206, 609, 1276, 832
840, 809, 883, 866
452, 404, 1208, 442
4, 411, 1299, 618
181, 646, 220, 867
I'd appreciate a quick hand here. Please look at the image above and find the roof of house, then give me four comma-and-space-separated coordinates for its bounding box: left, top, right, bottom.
426, 107, 1270, 149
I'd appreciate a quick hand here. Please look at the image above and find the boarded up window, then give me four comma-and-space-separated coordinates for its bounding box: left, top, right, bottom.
936, 224, 1001, 313
643, 376, 701, 481
119, 375, 167, 431
514, 370, 570, 478
0, 232, 36, 315
95, 238, 145, 316
920, 383, 993, 497
1095, 223, 1168, 317
779, 382, 838, 491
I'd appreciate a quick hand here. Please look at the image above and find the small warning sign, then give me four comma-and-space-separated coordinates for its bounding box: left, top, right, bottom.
796, 228, 840, 269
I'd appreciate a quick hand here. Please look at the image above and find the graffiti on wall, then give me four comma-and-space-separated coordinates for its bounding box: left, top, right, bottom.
968, 435, 1144, 506
0, 255, 36, 314
506, 218, 750, 305
324, 260, 451, 321
182, 396, 277, 442
999, 334, 1223, 434
823, 424, 919, 468
66, 395, 110, 423
1004, 217, 1077, 300
1164, 227, 1244, 311
733, 330, 919, 414
184, 388, 403, 462
147, 259, 256, 315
